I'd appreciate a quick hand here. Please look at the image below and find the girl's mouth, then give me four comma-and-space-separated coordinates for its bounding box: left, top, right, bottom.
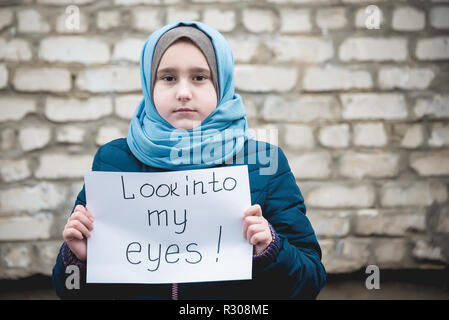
174, 108, 196, 113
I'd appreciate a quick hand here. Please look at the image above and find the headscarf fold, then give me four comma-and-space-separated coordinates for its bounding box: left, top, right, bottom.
127, 21, 252, 170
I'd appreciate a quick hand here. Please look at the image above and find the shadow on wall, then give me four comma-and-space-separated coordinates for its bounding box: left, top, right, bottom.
0, 268, 448, 300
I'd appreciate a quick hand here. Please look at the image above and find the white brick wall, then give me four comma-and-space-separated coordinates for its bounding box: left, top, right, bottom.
0, 0, 448, 279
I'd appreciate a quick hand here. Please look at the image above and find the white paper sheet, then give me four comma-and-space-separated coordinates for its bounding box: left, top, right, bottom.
84, 165, 253, 284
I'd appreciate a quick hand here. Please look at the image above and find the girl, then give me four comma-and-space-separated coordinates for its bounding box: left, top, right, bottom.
52, 21, 326, 299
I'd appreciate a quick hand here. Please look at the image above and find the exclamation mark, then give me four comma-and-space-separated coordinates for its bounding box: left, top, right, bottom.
216, 225, 222, 262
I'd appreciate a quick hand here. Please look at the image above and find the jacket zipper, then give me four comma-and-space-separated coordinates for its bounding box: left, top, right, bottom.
171, 283, 178, 300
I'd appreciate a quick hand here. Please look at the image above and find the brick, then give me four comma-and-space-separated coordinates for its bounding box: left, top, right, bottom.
342, 0, 386, 2
430, 7, 449, 29
392, 7, 426, 31
131, 8, 163, 32
112, 38, 145, 63
266, 36, 334, 63
56, 126, 86, 144
321, 237, 371, 274
234, 65, 297, 92
97, 11, 121, 30
284, 124, 314, 149
268, 0, 339, 3
202, 8, 236, 32
55, 11, 89, 34
39, 37, 110, 64
1, 244, 32, 270
0, 159, 30, 182
242, 9, 275, 33
192, 0, 247, 2
18, 127, 51, 152
373, 239, 408, 268
0, 38, 32, 61
0, 182, 67, 214
96, 126, 126, 146
355, 209, 426, 236
35, 154, 93, 179
239, 94, 258, 121
0, 64, 7, 89
0, 9, 13, 30
17, 9, 50, 33
0, 214, 53, 241
416, 37, 449, 60
428, 123, 449, 147
38, 0, 95, 3
380, 181, 448, 207
76, 66, 140, 93
414, 95, 449, 119
261, 95, 340, 123
316, 7, 347, 30
339, 152, 400, 179
13, 68, 71, 93
1, 129, 16, 151
0, 96, 37, 122
378, 67, 435, 90
248, 125, 279, 146
45, 97, 113, 122
401, 124, 425, 149
279, 9, 312, 33
115, 94, 141, 120
412, 240, 445, 262
318, 124, 350, 148
341, 93, 408, 120
436, 207, 449, 234
166, 8, 200, 24
307, 210, 351, 238
410, 151, 449, 176
289, 151, 332, 179
339, 38, 408, 62
114, 0, 160, 4
354, 6, 386, 29
303, 65, 372, 91
307, 184, 376, 208
227, 35, 259, 63
353, 122, 388, 147
33, 241, 62, 276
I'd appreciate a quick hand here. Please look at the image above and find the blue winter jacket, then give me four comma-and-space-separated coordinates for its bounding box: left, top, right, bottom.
52, 138, 326, 299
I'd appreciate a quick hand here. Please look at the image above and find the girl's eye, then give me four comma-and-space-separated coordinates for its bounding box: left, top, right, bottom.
193, 75, 207, 81
162, 76, 175, 82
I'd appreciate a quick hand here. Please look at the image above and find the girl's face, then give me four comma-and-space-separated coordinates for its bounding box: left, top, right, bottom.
153, 40, 218, 130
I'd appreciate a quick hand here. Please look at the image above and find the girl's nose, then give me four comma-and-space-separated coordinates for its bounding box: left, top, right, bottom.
175, 80, 192, 102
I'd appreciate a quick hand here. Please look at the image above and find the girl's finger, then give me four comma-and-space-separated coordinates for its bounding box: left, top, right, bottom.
67, 220, 91, 238
74, 205, 94, 221
243, 204, 262, 218
63, 228, 84, 241
246, 224, 265, 242
84, 207, 94, 221
250, 232, 268, 246
69, 211, 94, 230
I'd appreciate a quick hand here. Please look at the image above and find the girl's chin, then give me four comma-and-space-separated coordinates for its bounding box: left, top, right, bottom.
170, 119, 203, 130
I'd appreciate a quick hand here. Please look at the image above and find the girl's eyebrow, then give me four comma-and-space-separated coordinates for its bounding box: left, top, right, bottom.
157, 67, 210, 75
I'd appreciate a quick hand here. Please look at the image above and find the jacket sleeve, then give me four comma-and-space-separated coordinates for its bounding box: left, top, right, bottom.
252, 146, 326, 299
52, 188, 92, 299
52, 145, 107, 299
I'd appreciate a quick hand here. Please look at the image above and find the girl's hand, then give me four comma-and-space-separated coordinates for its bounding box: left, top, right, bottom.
62, 205, 94, 261
242, 204, 272, 255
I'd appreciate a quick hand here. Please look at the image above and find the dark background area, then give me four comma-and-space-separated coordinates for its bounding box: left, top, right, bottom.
1, 268, 448, 300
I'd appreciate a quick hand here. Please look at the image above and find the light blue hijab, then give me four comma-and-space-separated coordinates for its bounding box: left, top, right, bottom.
127, 21, 251, 170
